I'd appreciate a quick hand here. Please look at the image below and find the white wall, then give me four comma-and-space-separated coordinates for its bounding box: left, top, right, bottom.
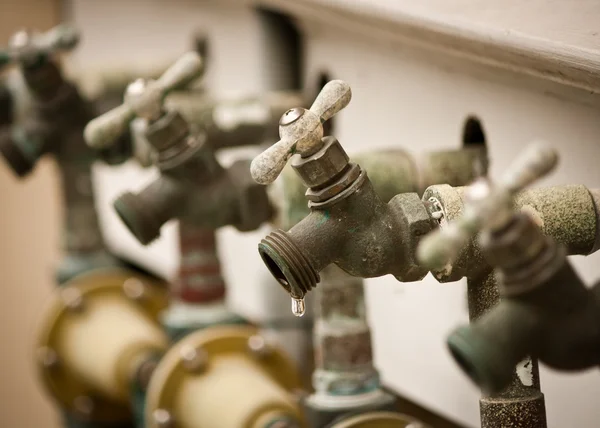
67, 1, 600, 427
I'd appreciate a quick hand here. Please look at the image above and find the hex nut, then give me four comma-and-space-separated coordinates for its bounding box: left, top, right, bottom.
388, 193, 437, 281
292, 136, 349, 188
305, 163, 361, 203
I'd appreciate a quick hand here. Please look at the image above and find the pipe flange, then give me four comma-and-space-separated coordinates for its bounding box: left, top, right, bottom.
36, 268, 168, 422
329, 411, 428, 428
145, 325, 304, 427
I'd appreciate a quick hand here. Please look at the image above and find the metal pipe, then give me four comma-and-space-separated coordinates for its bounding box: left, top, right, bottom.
313, 265, 379, 396
301, 265, 396, 427
464, 268, 547, 428
161, 222, 245, 341
36, 269, 169, 425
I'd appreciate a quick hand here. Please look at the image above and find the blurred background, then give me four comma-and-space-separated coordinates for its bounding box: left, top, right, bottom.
1, 1, 600, 427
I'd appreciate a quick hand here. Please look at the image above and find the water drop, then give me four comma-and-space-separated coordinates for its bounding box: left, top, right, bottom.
291, 297, 305, 317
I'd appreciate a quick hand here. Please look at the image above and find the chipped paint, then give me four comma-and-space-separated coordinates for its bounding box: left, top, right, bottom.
516, 358, 534, 386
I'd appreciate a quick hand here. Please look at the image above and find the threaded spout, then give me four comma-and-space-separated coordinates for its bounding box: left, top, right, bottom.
258, 229, 319, 299
113, 192, 162, 245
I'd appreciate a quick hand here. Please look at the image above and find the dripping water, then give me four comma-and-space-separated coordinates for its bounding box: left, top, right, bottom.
291, 297, 305, 317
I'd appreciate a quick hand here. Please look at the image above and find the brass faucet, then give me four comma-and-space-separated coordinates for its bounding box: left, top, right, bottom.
251, 80, 439, 314
418, 143, 600, 428
419, 143, 600, 395
85, 52, 275, 245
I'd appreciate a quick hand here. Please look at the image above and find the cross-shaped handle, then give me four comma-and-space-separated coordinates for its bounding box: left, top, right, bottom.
417, 141, 558, 270
84, 51, 203, 149
0, 24, 79, 69
250, 79, 351, 185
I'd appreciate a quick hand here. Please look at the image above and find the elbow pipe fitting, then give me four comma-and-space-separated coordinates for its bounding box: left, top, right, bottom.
447, 213, 600, 394
114, 177, 186, 245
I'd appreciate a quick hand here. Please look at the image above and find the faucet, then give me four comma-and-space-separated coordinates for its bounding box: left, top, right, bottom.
419, 143, 600, 395
85, 52, 289, 246
418, 142, 600, 427
250, 80, 438, 314
0, 24, 133, 284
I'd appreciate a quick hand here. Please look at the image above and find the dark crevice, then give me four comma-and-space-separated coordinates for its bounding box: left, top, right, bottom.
256, 7, 303, 91
462, 115, 486, 147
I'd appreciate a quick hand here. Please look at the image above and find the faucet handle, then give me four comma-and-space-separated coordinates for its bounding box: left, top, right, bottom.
85, 51, 203, 149
0, 24, 79, 69
309, 79, 352, 124
500, 142, 558, 194
154, 51, 203, 94
417, 141, 558, 270
250, 79, 351, 185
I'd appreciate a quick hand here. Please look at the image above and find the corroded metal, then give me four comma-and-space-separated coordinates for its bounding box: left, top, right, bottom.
176, 224, 225, 303
418, 180, 600, 428
255, 80, 492, 310
111, 108, 273, 244
447, 212, 600, 400
272, 146, 486, 231
257, 136, 437, 300
463, 268, 548, 428
419, 143, 600, 428
421, 184, 600, 283
0, 27, 133, 285
417, 142, 558, 271
259, 176, 436, 300
302, 265, 400, 427
312, 265, 379, 396
85, 53, 297, 246
89, 54, 299, 339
